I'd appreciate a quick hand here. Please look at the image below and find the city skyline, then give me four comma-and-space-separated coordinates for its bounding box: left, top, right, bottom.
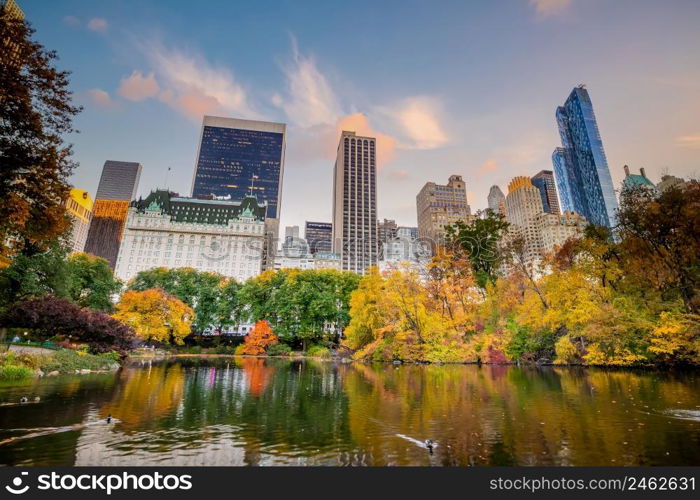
18, 0, 700, 232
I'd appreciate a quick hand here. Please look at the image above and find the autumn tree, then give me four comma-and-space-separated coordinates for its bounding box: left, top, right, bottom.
113, 289, 193, 345
241, 319, 278, 355
128, 267, 240, 332
617, 182, 700, 313
0, 12, 82, 266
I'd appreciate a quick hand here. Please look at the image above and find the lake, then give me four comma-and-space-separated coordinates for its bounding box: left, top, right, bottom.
0, 358, 698, 466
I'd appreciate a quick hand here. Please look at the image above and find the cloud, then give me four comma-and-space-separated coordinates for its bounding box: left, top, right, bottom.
477, 159, 498, 176
118, 70, 160, 101
142, 43, 258, 121
87, 18, 108, 33
62, 16, 80, 27
675, 134, 700, 149
86, 89, 117, 109
272, 38, 343, 128
529, 0, 571, 17
387, 169, 410, 180
378, 97, 449, 150
336, 113, 397, 166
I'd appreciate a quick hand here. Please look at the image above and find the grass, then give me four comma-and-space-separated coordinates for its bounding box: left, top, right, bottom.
0, 350, 120, 380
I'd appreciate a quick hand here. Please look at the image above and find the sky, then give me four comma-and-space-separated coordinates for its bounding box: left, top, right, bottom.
20, 0, 700, 234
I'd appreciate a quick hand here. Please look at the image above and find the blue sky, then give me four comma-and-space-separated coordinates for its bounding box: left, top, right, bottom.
21, 0, 700, 231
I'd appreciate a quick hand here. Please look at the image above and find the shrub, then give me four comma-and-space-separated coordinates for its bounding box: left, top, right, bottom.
266, 343, 292, 356
39, 349, 119, 374
306, 345, 331, 358
213, 345, 235, 355
234, 344, 246, 356
0, 296, 136, 356
0, 364, 33, 380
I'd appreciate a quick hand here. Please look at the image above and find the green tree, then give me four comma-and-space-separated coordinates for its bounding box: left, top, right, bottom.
66, 252, 122, 312
0, 239, 70, 306
445, 210, 510, 288
128, 267, 236, 332
0, 12, 81, 266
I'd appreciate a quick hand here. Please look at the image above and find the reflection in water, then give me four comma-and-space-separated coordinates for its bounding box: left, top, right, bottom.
0, 360, 698, 466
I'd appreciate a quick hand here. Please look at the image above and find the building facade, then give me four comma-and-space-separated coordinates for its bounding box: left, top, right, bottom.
504, 177, 545, 265
332, 131, 378, 274
65, 188, 93, 254
535, 211, 588, 255
552, 85, 618, 227
190, 116, 286, 257
417, 175, 472, 248
531, 170, 560, 214
621, 165, 659, 198
84, 161, 142, 269
487, 185, 506, 215
115, 190, 266, 284
378, 219, 398, 245
304, 221, 332, 255
657, 174, 688, 193
505, 176, 586, 269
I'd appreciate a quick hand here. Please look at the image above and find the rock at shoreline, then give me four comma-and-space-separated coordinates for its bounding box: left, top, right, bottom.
47, 371, 59, 377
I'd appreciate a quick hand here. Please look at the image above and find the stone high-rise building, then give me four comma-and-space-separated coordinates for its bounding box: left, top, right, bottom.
505, 176, 586, 269
84, 161, 142, 268
65, 188, 93, 254
416, 175, 472, 248
487, 185, 505, 215
332, 131, 378, 274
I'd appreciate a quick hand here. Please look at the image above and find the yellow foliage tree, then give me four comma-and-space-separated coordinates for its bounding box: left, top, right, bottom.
113, 288, 193, 345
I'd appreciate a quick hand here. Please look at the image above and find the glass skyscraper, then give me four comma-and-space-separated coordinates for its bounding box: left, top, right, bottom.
191, 116, 286, 221
531, 170, 560, 214
552, 86, 618, 227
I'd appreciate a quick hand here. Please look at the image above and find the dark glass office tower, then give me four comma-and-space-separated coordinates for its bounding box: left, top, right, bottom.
191, 116, 286, 221
531, 170, 560, 214
304, 221, 333, 255
84, 160, 142, 269
552, 86, 618, 227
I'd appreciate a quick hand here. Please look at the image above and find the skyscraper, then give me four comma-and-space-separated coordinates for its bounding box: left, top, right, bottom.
84, 161, 142, 269
304, 221, 332, 255
191, 116, 286, 241
332, 131, 378, 274
487, 185, 505, 215
416, 175, 472, 248
552, 85, 618, 227
531, 170, 560, 214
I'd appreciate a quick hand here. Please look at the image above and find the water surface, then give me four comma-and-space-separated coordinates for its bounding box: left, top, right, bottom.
0, 359, 698, 466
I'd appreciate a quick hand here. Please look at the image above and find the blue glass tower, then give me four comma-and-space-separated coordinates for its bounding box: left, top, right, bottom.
552, 86, 618, 227
191, 116, 286, 220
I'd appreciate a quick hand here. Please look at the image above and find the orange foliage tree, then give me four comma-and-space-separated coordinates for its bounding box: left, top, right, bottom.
241, 319, 278, 355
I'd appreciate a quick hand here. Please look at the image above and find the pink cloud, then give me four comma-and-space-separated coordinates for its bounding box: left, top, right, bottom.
387, 169, 410, 180
477, 159, 498, 175
675, 134, 700, 149
118, 71, 160, 101
86, 89, 117, 109
529, 0, 571, 17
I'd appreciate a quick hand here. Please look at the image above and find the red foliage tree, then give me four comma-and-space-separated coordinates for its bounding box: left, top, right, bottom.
0, 296, 136, 356
241, 319, 278, 355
